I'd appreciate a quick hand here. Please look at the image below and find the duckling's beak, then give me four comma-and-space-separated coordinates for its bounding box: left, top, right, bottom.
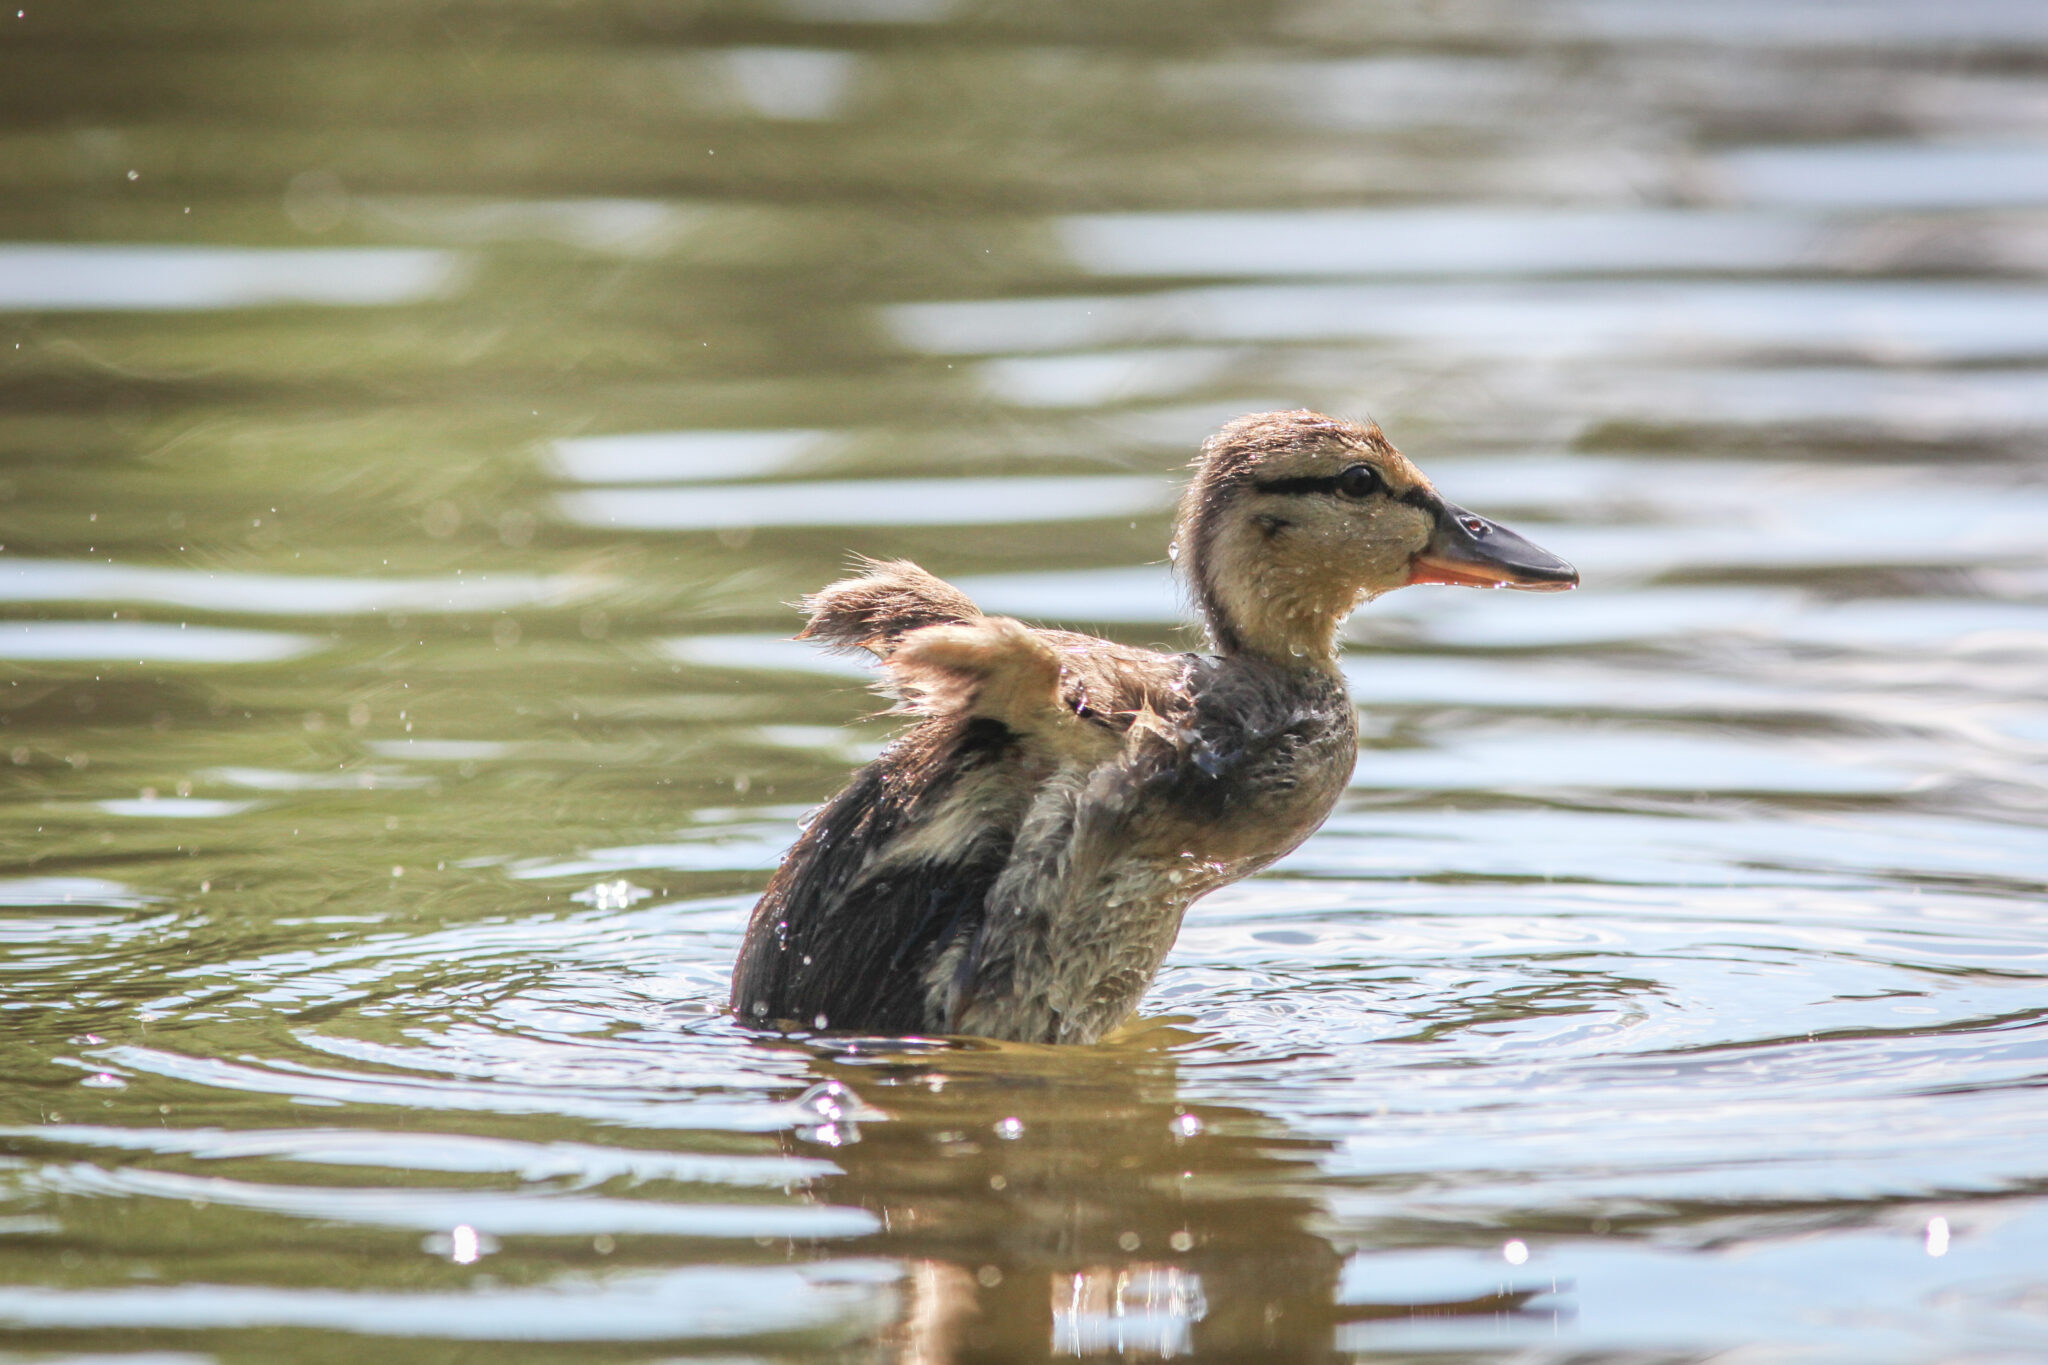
1406, 500, 1578, 591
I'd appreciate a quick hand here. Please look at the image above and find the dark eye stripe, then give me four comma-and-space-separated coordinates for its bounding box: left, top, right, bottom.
1251, 473, 1444, 513
1251, 474, 1345, 496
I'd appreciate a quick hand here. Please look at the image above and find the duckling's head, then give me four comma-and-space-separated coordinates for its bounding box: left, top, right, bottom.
1175, 410, 1576, 666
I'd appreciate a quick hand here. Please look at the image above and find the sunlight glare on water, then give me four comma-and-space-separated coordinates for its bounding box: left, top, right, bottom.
1, 1, 2045, 1362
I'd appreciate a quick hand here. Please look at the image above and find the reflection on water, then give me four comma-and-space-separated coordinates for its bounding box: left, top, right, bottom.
556, 475, 1169, 530
978, 348, 1244, 409
701, 47, 867, 122
1568, 0, 2048, 47
94, 796, 259, 818
0, 559, 592, 615
550, 428, 840, 483
1512, 366, 2048, 439
0, 620, 321, 662
660, 632, 877, 677
775, 1044, 1539, 1360
3, 0, 2046, 1361
0, 245, 462, 310
0, 1262, 904, 1342
1059, 208, 1834, 277
891, 280, 2048, 360
358, 197, 704, 257
1716, 141, 2048, 208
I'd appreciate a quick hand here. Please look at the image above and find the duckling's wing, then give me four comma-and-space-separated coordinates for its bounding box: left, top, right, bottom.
797, 558, 982, 657
883, 618, 1189, 758
730, 715, 1020, 1033
1037, 630, 1192, 730
883, 617, 1132, 768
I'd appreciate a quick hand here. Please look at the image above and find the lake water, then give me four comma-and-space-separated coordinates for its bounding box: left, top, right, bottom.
3, 3, 2046, 1361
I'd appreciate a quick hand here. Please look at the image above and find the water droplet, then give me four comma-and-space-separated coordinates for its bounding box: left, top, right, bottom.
1925, 1216, 1950, 1257
1170, 1112, 1203, 1138
976, 1264, 1003, 1287
812, 1013, 830, 1030
1169, 1230, 1194, 1252
1502, 1239, 1529, 1265
1118, 1231, 1142, 1252
993, 1116, 1025, 1140
421, 1225, 497, 1263
794, 1080, 865, 1146
572, 879, 650, 911
80, 1072, 125, 1090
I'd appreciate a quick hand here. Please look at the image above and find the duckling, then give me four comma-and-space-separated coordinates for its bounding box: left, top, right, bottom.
731, 410, 1575, 1044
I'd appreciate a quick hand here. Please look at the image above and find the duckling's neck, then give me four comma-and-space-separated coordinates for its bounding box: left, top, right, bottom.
1195, 553, 1356, 675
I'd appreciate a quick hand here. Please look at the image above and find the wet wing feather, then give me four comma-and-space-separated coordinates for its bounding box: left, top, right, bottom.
729, 719, 1015, 1033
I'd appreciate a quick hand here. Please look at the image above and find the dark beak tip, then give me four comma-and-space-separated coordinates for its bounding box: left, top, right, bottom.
1519, 561, 1579, 591
1423, 503, 1577, 592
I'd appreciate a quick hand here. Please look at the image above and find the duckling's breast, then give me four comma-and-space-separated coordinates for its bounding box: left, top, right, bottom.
1032, 656, 1359, 1042
1152, 654, 1359, 863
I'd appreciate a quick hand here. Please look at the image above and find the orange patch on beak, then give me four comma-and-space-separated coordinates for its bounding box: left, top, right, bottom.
1405, 555, 1522, 589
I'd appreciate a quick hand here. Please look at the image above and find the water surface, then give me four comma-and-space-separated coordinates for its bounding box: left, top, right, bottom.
3, 2, 2046, 1361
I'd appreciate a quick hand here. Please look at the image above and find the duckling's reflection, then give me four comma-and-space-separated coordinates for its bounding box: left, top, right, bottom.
770, 1022, 1548, 1362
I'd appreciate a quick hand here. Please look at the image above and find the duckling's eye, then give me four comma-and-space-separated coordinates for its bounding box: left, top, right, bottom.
1335, 464, 1382, 499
